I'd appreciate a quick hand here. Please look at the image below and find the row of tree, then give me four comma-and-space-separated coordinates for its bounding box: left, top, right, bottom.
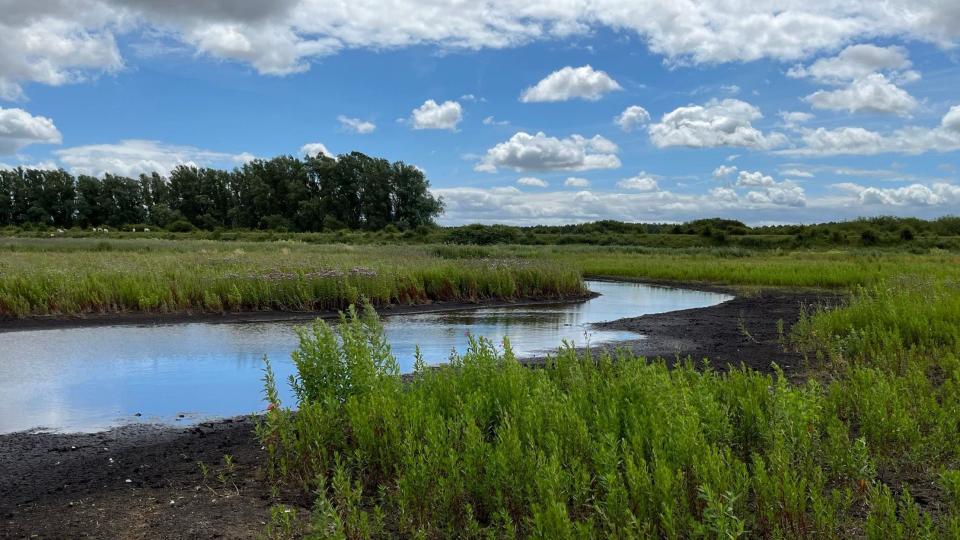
0, 152, 444, 231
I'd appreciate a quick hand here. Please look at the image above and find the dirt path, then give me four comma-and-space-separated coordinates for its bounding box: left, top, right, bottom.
0, 284, 842, 539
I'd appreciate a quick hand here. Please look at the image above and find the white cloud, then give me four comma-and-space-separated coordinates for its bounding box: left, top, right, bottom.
735, 170, 775, 187
755, 180, 806, 206
779, 111, 814, 129
483, 115, 510, 126
520, 65, 621, 102
617, 173, 659, 192
833, 182, 960, 206
614, 105, 651, 132
0, 6, 124, 101
780, 168, 814, 178
410, 99, 462, 130
564, 177, 590, 187
649, 99, 787, 149
0, 107, 62, 155
475, 131, 620, 172
943, 106, 960, 132
784, 120, 960, 157
787, 44, 911, 83
710, 186, 739, 202
434, 183, 820, 226
337, 115, 376, 134
712, 165, 737, 179
54, 139, 254, 177
7, 2, 960, 100
0, 160, 60, 171
300, 142, 333, 158
517, 176, 548, 187
804, 73, 917, 116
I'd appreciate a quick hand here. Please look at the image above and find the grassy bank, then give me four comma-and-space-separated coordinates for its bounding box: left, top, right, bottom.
257, 294, 960, 538
0, 239, 583, 318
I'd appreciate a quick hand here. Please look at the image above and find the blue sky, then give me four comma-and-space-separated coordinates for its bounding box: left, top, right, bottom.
2, 1, 960, 224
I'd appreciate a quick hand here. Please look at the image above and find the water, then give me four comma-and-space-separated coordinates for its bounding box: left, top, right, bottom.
0, 281, 731, 434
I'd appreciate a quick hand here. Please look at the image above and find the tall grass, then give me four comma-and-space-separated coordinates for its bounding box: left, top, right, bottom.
258, 304, 960, 538
0, 239, 584, 317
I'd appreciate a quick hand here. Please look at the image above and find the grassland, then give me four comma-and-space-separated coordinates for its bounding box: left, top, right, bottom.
0, 239, 584, 318
3, 237, 960, 318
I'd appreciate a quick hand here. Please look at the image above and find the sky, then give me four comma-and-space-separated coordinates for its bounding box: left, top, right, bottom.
2, 1, 960, 225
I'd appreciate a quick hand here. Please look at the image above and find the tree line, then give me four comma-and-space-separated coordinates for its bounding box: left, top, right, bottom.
0, 152, 444, 231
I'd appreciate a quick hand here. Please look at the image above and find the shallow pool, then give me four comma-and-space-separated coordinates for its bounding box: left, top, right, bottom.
0, 280, 731, 433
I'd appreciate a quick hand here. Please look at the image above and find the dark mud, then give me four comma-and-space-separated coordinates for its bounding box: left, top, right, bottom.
0, 283, 841, 538
0, 417, 291, 539
589, 282, 843, 375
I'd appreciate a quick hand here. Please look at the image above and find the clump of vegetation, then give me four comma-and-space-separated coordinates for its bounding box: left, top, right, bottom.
0, 240, 585, 318
257, 301, 960, 537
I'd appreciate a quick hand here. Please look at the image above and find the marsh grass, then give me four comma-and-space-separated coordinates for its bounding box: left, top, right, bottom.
257, 302, 960, 538
0, 239, 584, 317
4, 238, 960, 317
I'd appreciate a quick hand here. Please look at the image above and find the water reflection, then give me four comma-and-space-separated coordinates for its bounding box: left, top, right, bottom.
0, 281, 730, 433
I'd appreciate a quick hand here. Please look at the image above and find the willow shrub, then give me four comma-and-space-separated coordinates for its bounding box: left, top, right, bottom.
257, 304, 958, 538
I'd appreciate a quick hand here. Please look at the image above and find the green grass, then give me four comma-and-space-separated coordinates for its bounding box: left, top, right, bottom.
0, 239, 584, 317
4, 238, 960, 317
257, 302, 960, 538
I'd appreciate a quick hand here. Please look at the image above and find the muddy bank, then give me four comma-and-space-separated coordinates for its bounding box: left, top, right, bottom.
0, 293, 598, 333
0, 417, 292, 539
0, 284, 840, 538
588, 283, 843, 374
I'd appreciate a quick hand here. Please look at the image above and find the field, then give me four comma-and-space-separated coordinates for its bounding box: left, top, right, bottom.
2, 236, 960, 537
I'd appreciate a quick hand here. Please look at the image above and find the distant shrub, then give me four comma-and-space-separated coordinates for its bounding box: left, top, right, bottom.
166, 219, 196, 233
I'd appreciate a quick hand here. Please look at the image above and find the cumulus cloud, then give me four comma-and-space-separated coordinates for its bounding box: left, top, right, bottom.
712, 164, 737, 178
648, 99, 787, 149
614, 105, 651, 132
520, 65, 621, 102
710, 186, 739, 202
7, 2, 960, 100
787, 44, 912, 83
337, 115, 375, 134
617, 172, 659, 191
0, 4, 124, 101
410, 99, 462, 130
833, 182, 960, 206
564, 176, 590, 187
0, 107, 62, 155
433, 182, 819, 226
804, 73, 917, 115
517, 176, 548, 187
300, 142, 333, 158
54, 139, 255, 177
943, 106, 960, 132
783, 122, 960, 157
475, 131, 620, 173
735, 170, 775, 187
745, 180, 806, 206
